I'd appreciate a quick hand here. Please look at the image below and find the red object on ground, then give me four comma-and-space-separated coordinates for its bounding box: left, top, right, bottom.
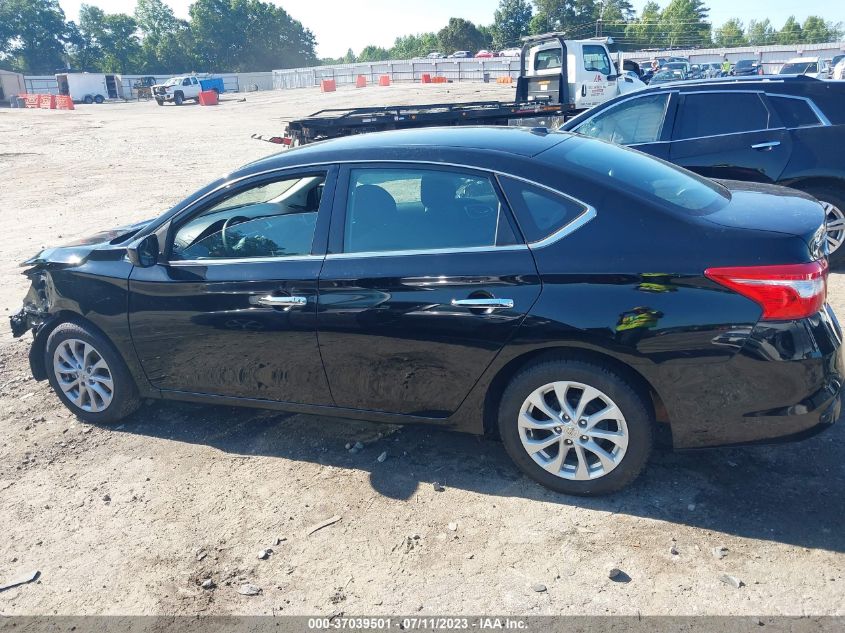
421, 73, 431, 83
198, 90, 218, 106
55, 95, 75, 110
378, 75, 391, 86
38, 94, 56, 109
355, 75, 367, 88
23, 94, 41, 108
432, 76, 448, 84
320, 79, 337, 92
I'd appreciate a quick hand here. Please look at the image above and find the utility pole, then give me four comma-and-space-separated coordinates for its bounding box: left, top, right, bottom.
596, 1, 604, 37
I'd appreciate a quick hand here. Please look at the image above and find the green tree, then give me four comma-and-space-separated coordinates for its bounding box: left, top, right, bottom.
477, 24, 495, 48
624, 1, 662, 49
713, 18, 747, 47
437, 17, 486, 53
76, 5, 141, 73
492, 0, 533, 49
342, 48, 356, 63
189, 0, 316, 71
134, 0, 192, 72
746, 18, 775, 45
390, 32, 439, 58
801, 16, 842, 43
0, 0, 69, 73
777, 16, 802, 45
357, 45, 390, 62
659, 0, 711, 48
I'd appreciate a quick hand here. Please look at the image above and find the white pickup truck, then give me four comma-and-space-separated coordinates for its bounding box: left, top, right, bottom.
152, 76, 225, 105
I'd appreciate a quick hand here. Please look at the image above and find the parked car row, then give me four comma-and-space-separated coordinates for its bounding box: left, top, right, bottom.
424, 49, 523, 59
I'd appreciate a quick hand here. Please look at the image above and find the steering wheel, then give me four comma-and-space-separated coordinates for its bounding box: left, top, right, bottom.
222, 216, 250, 253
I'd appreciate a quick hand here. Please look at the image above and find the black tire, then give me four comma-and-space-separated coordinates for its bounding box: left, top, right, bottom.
174, 92, 184, 106
94, 94, 104, 104
83, 95, 93, 104
794, 184, 845, 267
44, 321, 141, 424
155, 98, 164, 106
498, 359, 654, 496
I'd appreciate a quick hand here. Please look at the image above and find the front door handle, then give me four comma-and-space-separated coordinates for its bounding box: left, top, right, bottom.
751, 141, 781, 151
257, 295, 307, 309
451, 298, 514, 310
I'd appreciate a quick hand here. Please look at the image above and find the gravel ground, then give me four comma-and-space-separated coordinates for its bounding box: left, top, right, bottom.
0, 84, 843, 616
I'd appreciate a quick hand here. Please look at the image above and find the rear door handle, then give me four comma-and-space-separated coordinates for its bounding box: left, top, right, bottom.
751, 141, 781, 150
451, 298, 514, 310
257, 295, 307, 308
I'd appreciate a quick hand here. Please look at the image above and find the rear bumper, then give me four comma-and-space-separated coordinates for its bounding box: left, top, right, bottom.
666, 306, 843, 448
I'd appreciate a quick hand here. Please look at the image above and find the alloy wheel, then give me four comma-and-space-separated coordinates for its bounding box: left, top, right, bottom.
518, 381, 629, 481
822, 200, 845, 255
53, 338, 114, 413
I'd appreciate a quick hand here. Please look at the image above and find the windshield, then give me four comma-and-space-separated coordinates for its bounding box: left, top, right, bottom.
164, 78, 180, 86
780, 62, 818, 74
736, 60, 755, 69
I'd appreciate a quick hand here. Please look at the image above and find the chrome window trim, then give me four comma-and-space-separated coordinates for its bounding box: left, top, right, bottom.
168, 254, 323, 266
325, 244, 529, 260
161, 159, 597, 265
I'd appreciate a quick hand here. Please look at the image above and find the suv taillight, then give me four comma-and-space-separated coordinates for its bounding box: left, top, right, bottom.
705, 260, 828, 320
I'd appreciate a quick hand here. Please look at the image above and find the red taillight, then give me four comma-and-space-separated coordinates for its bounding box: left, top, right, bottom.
705, 260, 828, 320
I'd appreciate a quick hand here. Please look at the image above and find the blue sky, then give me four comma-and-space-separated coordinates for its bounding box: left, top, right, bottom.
57, 0, 843, 58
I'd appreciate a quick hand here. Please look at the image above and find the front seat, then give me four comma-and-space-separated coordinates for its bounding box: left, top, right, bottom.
420, 173, 475, 247
347, 184, 398, 252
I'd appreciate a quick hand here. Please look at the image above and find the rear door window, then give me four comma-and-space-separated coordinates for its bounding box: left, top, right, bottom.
673, 92, 770, 140
534, 49, 561, 71
342, 167, 517, 254
767, 96, 822, 128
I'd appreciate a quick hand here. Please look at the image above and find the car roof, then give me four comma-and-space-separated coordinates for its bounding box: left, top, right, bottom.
235, 127, 576, 180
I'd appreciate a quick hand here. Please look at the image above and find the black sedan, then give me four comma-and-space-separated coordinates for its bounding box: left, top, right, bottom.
561, 76, 845, 264
10, 127, 843, 495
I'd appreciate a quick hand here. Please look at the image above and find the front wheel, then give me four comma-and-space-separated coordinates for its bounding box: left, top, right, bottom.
174, 92, 184, 106
498, 359, 654, 496
45, 322, 141, 424
155, 98, 164, 106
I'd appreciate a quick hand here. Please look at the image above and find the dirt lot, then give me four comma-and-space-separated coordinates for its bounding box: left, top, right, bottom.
0, 84, 843, 616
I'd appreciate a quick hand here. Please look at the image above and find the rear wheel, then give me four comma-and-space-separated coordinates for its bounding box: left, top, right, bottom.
94, 94, 104, 104
45, 322, 141, 424
796, 184, 845, 266
83, 95, 93, 104
498, 359, 654, 495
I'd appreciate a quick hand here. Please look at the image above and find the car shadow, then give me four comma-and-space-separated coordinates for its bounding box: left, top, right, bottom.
106, 400, 845, 553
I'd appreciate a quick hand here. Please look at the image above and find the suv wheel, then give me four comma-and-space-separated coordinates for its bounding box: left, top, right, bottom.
498, 359, 653, 495
174, 92, 184, 106
797, 184, 845, 266
45, 322, 141, 424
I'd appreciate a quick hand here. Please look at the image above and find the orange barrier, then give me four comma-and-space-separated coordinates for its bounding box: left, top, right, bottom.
355, 75, 367, 88
23, 94, 41, 108
378, 75, 390, 86
39, 94, 56, 109
198, 90, 218, 106
496, 76, 513, 84
432, 76, 448, 84
320, 79, 336, 92
421, 73, 431, 83
55, 95, 75, 110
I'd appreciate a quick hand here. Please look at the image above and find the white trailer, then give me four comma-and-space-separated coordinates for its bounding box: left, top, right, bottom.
56, 73, 125, 104
0, 69, 25, 104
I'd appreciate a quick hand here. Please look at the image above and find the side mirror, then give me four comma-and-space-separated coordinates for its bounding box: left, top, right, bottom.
127, 234, 159, 268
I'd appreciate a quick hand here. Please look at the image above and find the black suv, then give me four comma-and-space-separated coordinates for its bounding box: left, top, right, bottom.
562, 76, 845, 263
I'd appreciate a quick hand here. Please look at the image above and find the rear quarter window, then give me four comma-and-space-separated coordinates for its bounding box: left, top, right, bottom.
768, 96, 821, 128
499, 177, 588, 243
674, 92, 770, 140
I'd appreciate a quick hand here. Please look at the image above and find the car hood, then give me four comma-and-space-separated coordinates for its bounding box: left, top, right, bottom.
21, 218, 153, 268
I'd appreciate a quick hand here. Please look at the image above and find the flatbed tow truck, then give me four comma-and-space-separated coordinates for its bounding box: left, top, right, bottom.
255, 33, 645, 147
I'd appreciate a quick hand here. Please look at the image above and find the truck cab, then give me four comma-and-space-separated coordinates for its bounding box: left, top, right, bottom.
516, 34, 644, 111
